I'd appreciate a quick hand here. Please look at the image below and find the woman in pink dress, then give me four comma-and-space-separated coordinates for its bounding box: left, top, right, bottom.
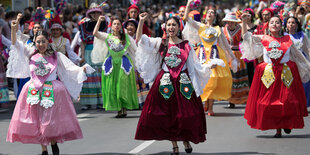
6, 19, 94, 155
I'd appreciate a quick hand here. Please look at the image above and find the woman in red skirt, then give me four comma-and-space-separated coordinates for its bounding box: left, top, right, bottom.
134, 11, 218, 154
240, 14, 309, 138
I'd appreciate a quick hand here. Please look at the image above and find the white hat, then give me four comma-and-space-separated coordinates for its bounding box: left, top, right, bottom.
222, 12, 241, 23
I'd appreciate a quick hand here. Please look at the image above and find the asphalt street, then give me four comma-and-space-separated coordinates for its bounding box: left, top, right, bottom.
0, 92, 310, 155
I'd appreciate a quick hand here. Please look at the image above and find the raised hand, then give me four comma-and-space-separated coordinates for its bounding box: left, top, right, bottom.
187, 0, 195, 5
139, 12, 148, 21
98, 15, 105, 22
16, 13, 23, 23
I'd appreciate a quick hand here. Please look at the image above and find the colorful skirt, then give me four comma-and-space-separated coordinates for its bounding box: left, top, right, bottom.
7, 80, 83, 145
229, 51, 249, 104
135, 70, 206, 144
244, 61, 308, 130
80, 44, 103, 105
0, 58, 9, 104
200, 46, 232, 102
102, 57, 138, 111
135, 70, 150, 108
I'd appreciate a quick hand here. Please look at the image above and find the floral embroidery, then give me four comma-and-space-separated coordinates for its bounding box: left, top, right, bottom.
160, 73, 172, 85
107, 38, 125, 52
180, 73, 191, 84
44, 90, 51, 97
34, 57, 51, 76
294, 41, 303, 51
165, 46, 182, 68
267, 41, 283, 59
31, 89, 37, 95
202, 27, 218, 42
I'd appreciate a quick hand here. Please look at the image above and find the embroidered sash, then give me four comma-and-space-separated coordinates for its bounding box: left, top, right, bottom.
260, 35, 293, 88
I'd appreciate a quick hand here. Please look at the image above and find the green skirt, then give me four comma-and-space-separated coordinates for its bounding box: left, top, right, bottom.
102, 57, 139, 111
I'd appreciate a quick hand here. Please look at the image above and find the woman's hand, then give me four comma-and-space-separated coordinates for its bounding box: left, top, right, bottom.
241, 13, 249, 22
187, 0, 195, 6
210, 64, 217, 69
16, 13, 23, 23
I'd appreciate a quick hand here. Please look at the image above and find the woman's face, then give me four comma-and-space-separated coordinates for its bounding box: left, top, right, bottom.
206, 9, 216, 22
286, 18, 297, 34
126, 22, 136, 36
23, 23, 30, 34
262, 10, 271, 22
35, 35, 49, 53
33, 24, 42, 34
269, 17, 282, 34
51, 28, 62, 38
244, 11, 252, 23
166, 18, 179, 37
90, 11, 101, 21
112, 19, 122, 33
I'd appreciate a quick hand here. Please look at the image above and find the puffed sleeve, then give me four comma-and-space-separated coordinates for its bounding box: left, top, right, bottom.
1, 35, 11, 47
182, 18, 202, 45
127, 35, 137, 65
240, 32, 264, 60
290, 44, 310, 83
186, 44, 212, 97
6, 37, 35, 78
301, 36, 310, 60
218, 28, 239, 72
65, 38, 81, 64
57, 52, 95, 99
135, 34, 162, 83
91, 31, 109, 64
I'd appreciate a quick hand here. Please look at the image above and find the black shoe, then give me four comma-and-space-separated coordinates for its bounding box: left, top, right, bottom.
171, 147, 179, 155
121, 114, 127, 118
284, 129, 292, 134
41, 151, 48, 155
273, 133, 282, 138
228, 103, 235, 108
81, 105, 91, 111
51, 143, 59, 155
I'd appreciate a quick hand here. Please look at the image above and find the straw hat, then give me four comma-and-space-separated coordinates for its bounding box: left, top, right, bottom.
86, 3, 103, 18
222, 12, 241, 23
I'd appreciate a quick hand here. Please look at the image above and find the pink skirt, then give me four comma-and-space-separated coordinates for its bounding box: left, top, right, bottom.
7, 80, 83, 145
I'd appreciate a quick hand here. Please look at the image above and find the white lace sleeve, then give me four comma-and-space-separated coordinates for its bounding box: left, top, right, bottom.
16, 30, 30, 44
218, 28, 239, 72
57, 52, 95, 99
91, 32, 109, 64
240, 32, 264, 60
127, 35, 137, 65
183, 18, 202, 45
187, 44, 211, 97
290, 44, 310, 83
6, 40, 31, 78
65, 39, 81, 64
136, 34, 162, 83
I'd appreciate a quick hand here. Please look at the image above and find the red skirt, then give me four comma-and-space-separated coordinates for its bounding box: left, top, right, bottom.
244, 61, 308, 130
135, 70, 206, 144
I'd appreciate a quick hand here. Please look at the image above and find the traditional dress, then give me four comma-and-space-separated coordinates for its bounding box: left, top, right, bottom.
242, 32, 309, 130
287, 31, 310, 107
183, 18, 238, 102
0, 35, 10, 105
92, 32, 138, 111
79, 21, 106, 106
51, 36, 81, 64
6, 39, 94, 145
135, 35, 212, 144
223, 24, 249, 104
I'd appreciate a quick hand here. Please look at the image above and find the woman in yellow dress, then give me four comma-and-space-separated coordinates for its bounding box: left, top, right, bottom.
183, 0, 238, 116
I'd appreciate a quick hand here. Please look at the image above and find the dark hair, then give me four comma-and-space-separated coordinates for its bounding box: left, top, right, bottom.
160, 16, 183, 67
244, 10, 255, 23
111, 17, 126, 45
284, 16, 302, 33
30, 30, 56, 60
266, 16, 284, 36
29, 22, 44, 43
205, 4, 221, 26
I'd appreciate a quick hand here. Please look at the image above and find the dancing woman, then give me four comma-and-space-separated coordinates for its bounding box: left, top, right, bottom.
135, 12, 217, 154
7, 18, 94, 154
241, 14, 310, 138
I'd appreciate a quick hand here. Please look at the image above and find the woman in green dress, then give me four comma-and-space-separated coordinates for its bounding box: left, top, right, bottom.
92, 16, 138, 118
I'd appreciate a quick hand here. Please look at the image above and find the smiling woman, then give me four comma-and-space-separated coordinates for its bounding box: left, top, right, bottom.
7, 21, 95, 155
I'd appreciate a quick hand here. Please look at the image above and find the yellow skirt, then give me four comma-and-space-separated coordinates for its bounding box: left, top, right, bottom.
200, 46, 232, 102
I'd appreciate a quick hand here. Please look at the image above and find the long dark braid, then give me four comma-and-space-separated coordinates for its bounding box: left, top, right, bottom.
160, 16, 183, 67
